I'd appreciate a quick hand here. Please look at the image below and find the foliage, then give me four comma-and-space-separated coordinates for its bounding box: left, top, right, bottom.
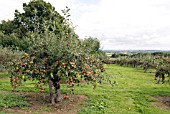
0, 32, 31, 51
82, 37, 107, 60
83, 37, 100, 52
0, 47, 23, 71
6, 0, 106, 104
13, 0, 65, 37
8, 30, 105, 92
0, 0, 66, 51
0, 20, 15, 35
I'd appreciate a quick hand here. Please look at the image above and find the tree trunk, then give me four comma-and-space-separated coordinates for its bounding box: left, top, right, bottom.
49, 80, 55, 104
49, 73, 63, 104
55, 88, 63, 102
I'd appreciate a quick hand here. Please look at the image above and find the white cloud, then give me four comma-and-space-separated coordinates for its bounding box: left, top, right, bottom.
73, 0, 170, 50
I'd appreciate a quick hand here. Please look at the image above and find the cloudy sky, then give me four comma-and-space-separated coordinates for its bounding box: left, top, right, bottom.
0, 0, 170, 50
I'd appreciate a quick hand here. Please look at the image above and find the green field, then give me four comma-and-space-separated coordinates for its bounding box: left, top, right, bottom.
0, 64, 170, 114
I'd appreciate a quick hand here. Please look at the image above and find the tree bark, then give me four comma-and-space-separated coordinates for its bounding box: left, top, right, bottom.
49, 80, 55, 104
49, 73, 63, 104
55, 88, 63, 102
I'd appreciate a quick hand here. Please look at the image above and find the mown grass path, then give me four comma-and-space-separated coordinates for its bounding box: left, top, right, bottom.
78, 64, 170, 114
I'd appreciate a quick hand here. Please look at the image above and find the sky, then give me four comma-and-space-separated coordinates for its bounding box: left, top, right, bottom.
0, 0, 170, 50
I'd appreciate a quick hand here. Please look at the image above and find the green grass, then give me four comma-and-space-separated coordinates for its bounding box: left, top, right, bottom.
0, 65, 170, 113
0, 92, 30, 108
76, 64, 170, 114
0, 71, 7, 77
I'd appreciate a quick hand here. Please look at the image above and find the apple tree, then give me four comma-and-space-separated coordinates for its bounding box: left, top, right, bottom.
8, 30, 105, 104
7, 1, 106, 104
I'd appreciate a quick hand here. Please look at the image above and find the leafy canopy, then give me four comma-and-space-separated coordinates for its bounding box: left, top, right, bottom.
6, 0, 106, 95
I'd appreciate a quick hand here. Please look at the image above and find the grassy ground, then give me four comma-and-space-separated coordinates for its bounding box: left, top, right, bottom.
0, 64, 170, 114
77, 64, 170, 114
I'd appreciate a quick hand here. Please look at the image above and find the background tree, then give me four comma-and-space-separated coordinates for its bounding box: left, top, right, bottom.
0, 47, 23, 72
0, 20, 15, 35
82, 37, 107, 60
13, 0, 65, 36
0, 0, 66, 51
83, 37, 100, 53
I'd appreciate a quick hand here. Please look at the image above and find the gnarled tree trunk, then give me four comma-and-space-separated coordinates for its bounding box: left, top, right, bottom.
49, 73, 63, 104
